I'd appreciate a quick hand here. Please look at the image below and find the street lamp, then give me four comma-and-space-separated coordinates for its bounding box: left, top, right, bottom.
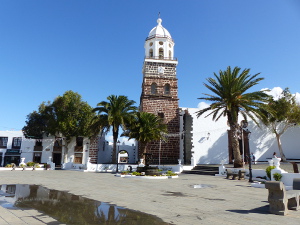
246, 131, 253, 183
116, 140, 120, 173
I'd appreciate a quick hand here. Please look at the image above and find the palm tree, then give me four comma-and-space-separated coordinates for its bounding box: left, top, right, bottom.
122, 111, 167, 165
196, 66, 269, 168
93, 95, 137, 163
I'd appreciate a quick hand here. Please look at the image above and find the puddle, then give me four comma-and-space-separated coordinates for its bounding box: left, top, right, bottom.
192, 184, 215, 189
0, 184, 168, 225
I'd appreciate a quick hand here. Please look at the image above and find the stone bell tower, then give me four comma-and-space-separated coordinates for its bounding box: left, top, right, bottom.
140, 17, 180, 164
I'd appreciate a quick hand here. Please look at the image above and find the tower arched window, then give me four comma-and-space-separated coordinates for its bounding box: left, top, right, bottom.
149, 49, 153, 58
151, 83, 157, 94
159, 48, 164, 59
169, 50, 172, 60
164, 84, 170, 95
158, 112, 164, 120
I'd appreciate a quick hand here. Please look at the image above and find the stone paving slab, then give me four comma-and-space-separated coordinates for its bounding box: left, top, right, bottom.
0, 170, 300, 224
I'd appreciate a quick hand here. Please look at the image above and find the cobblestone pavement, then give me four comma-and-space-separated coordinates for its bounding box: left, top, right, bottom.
0, 169, 300, 225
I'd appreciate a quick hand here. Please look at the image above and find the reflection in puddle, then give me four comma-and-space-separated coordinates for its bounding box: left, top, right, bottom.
0, 184, 168, 225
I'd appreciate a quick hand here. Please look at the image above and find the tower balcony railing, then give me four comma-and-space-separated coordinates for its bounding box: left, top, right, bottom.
146, 35, 174, 42
145, 56, 177, 61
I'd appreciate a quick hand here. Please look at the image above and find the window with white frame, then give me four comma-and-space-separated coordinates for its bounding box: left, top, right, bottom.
0, 137, 8, 148
12, 137, 22, 149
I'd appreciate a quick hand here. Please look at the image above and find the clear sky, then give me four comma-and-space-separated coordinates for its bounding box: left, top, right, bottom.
1, 0, 300, 131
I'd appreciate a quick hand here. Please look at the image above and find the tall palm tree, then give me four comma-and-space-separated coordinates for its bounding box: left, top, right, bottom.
122, 111, 167, 165
196, 66, 269, 168
93, 95, 137, 163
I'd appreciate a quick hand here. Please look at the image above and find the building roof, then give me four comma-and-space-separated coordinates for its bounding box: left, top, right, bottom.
148, 18, 171, 39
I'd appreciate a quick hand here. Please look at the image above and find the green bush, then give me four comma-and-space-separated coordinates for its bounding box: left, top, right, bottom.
132, 171, 141, 176
26, 161, 35, 167
5, 164, 12, 168
273, 173, 282, 181
166, 170, 177, 176
266, 166, 276, 180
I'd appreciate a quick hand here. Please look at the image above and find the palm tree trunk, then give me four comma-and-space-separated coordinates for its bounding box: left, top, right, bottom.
112, 130, 118, 164
230, 124, 243, 168
275, 133, 287, 161
143, 143, 147, 165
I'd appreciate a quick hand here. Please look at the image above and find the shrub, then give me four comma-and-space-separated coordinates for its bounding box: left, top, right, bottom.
166, 170, 177, 176
132, 171, 141, 176
5, 164, 12, 168
26, 161, 35, 167
266, 166, 276, 180
34, 163, 41, 168
273, 173, 283, 181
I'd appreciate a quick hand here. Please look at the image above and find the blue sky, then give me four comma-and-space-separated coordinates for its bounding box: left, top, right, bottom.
1, 0, 300, 131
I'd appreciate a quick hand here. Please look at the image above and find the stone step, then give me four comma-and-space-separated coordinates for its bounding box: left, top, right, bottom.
182, 165, 219, 176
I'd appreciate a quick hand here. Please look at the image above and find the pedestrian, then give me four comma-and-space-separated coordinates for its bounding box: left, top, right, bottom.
251, 153, 256, 164
273, 152, 277, 158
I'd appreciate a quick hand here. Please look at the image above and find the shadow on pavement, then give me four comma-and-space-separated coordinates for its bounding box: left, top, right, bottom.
227, 204, 269, 215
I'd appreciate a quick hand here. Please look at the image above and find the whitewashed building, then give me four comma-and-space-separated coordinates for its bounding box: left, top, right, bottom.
0, 131, 92, 167
179, 108, 300, 166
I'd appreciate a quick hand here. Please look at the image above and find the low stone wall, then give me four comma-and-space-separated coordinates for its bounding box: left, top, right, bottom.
84, 163, 183, 173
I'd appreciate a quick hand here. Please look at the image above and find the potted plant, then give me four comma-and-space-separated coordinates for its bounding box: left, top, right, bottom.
273, 173, 283, 181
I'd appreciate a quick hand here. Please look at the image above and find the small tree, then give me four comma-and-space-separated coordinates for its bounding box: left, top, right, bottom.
260, 88, 300, 161
23, 90, 95, 162
23, 108, 48, 139
122, 111, 167, 164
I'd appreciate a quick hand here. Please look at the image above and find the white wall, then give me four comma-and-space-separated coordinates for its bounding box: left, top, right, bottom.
97, 139, 138, 164
0, 131, 91, 166
182, 108, 300, 165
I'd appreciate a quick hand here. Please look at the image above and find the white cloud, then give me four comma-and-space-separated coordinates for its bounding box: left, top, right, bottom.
106, 134, 136, 145
263, 87, 283, 100
294, 92, 300, 104
197, 101, 210, 109
262, 87, 300, 104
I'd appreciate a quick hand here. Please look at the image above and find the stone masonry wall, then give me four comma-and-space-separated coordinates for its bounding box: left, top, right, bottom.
88, 136, 99, 164
140, 61, 180, 164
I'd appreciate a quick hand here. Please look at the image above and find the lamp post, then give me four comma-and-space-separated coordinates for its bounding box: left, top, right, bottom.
116, 140, 120, 173
239, 120, 248, 165
247, 131, 253, 183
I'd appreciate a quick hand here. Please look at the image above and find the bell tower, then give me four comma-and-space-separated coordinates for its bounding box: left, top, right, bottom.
140, 17, 180, 164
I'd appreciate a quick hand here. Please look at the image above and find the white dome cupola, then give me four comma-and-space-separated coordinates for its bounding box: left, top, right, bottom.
145, 17, 175, 61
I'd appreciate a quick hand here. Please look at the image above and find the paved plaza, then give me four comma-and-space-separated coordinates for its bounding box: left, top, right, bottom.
0, 169, 300, 225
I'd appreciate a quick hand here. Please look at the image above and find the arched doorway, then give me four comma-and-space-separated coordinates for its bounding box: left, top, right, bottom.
118, 150, 129, 163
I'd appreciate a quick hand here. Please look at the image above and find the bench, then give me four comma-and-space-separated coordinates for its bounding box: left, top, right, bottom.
226, 169, 245, 180
265, 181, 300, 215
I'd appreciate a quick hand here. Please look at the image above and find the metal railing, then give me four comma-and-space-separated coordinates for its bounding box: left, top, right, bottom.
146, 34, 174, 42
145, 56, 177, 61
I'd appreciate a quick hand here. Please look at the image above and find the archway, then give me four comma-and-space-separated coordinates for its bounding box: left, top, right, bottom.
118, 150, 129, 163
